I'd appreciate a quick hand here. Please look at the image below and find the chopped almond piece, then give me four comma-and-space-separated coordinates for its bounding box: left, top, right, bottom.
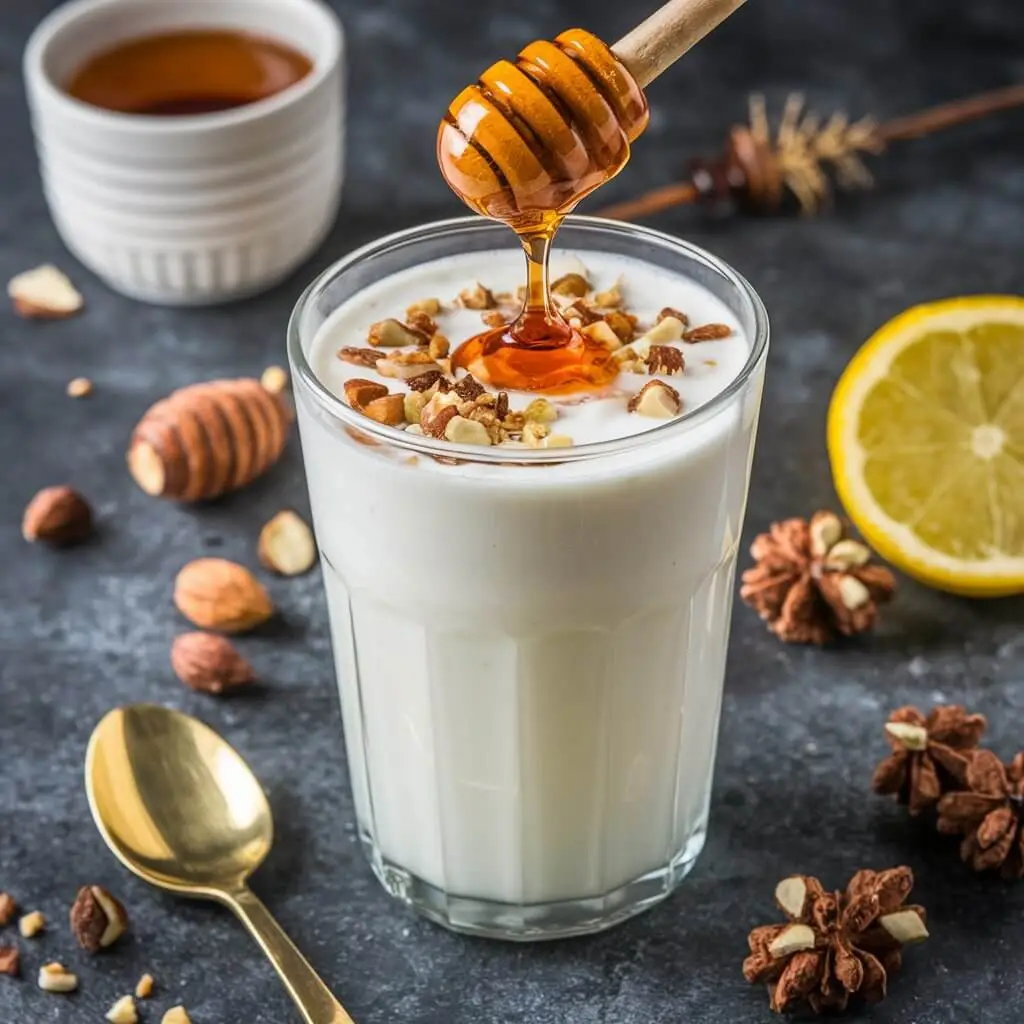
524, 398, 557, 424
377, 350, 440, 379
8, 264, 83, 319
406, 298, 441, 318
646, 345, 685, 376
458, 283, 496, 309
592, 280, 622, 308
428, 334, 450, 360
581, 320, 622, 350
628, 380, 682, 419
481, 310, 508, 328
522, 422, 550, 448
406, 310, 438, 338
135, 974, 155, 999
19, 911, 44, 938
343, 378, 389, 410
603, 310, 638, 343
0, 946, 19, 977
66, 376, 92, 398
106, 995, 139, 1023
444, 415, 492, 446
38, 962, 77, 993
643, 316, 686, 344
162, 1009, 192, 1024
550, 272, 589, 297
362, 394, 406, 426
368, 318, 427, 348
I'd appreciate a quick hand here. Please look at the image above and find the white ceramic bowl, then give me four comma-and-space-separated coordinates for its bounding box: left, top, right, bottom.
24, 0, 345, 306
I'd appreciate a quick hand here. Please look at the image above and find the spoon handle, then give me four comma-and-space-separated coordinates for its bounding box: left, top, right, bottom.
227, 887, 356, 1024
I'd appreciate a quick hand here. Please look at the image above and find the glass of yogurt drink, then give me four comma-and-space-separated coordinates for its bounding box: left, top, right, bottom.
288, 215, 768, 940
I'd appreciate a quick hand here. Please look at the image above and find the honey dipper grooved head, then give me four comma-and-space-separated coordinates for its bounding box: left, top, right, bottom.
438, 29, 648, 227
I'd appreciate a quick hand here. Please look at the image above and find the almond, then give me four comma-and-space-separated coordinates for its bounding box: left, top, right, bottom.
643, 316, 686, 344
343, 378, 388, 410
8, 265, 83, 319
362, 393, 406, 426
627, 379, 682, 419
171, 633, 256, 694
70, 885, 129, 952
173, 558, 272, 633
581, 320, 622, 350
22, 486, 93, 545
368, 318, 426, 347
550, 272, 589, 297
258, 511, 316, 576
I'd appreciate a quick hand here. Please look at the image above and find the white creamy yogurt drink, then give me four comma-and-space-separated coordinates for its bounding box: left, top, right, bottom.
289, 217, 768, 939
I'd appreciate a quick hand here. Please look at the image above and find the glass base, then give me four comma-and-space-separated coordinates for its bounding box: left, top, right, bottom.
360, 828, 707, 941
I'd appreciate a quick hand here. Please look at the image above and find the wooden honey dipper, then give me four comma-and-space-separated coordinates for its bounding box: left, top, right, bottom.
438, 0, 746, 394
438, 0, 747, 228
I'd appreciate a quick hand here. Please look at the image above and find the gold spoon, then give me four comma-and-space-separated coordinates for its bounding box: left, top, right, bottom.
86, 704, 355, 1024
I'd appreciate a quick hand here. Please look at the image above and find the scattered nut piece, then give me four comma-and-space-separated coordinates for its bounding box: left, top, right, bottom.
550, 272, 589, 297
174, 558, 273, 633
377, 351, 441, 379
259, 510, 316, 576
406, 298, 441, 319
428, 334, 450, 360
162, 1008, 192, 1024
19, 911, 45, 938
452, 375, 486, 401
404, 390, 428, 424
343, 378, 389, 411
628, 380, 682, 419
337, 346, 385, 369
481, 309, 509, 328
66, 376, 93, 398
657, 306, 689, 327
524, 398, 557, 424
422, 401, 459, 440
684, 322, 732, 342
70, 885, 129, 952
522, 422, 550, 448
106, 995, 139, 1024
22, 485, 93, 546
539, 434, 573, 449
0, 892, 17, 926
603, 310, 638, 343
581, 320, 622, 350
458, 283, 496, 309
562, 302, 600, 326
592, 280, 622, 308
38, 962, 77, 993
406, 370, 444, 392
0, 945, 19, 977
643, 315, 686, 344
135, 974, 155, 999
368, 318, 427, 348
171, 632, 256, 695
444, 415, 492, 446
646, 345, 685, 376
8, 264, 83, 319
362, 393, 406, 426
260, 365, 289, 394
405, 424, 425, 435
406, 311, 438, 338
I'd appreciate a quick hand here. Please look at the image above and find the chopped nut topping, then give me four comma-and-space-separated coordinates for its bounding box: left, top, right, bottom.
495, 392, 509, 420
162, 1009, 193, 1024
458, 282, 496, 309
260, 365, 289, 394
19, 911, 45, 938
66, 376, 93, 398
406, 370, 444, 392
643, 315, 686, 344
136, 974, 155, 1000
259, 511, 316, 577
106, 995, 139, 1023
362, 394, 406, 426
428, 334, 450, 360
421, 393, 461, 438
38, 962, 78, 993
71, 885, 129, 952
603, 310, 638, 343
405, 424, 425, 435
550, 272, 589, 297
646, 345, 685, 376
657, 306, 689, 327
368, 318, 428, 348
539, 434, 573, 449
404, 391, 428, 424
628, 380, 682, 419
337, 346, 384, 369
406, 298, 442, 319
522, 421, 550, 447
444, 415, 492, 446
0, 946, 19, 977
684, 322, 732, 342
453, 375, 486, 401
581, 320, 622, 350
562, 302, 600, 326
0, 892, 17, 926
8, 264, 83, 319
377, 352, 442, 379
524, 398, 557, 424
592, 280, 622, 308
406, 310, 438, 338
481, 309, 509, 328
343, 378, 389, 411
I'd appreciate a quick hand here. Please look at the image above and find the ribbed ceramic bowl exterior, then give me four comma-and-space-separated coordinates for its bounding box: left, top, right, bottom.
24, 0, 344, 306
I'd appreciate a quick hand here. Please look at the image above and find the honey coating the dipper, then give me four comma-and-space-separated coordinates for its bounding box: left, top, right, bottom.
439, 29, 649, 393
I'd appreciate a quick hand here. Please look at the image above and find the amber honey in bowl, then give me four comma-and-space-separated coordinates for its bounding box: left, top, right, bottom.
65, 29, 313, 116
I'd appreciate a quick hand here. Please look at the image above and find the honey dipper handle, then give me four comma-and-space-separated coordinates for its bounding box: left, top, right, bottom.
612, 0, 747, 88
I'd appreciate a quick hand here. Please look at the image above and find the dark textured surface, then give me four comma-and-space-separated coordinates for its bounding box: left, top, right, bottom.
2, 0, 1024, 1021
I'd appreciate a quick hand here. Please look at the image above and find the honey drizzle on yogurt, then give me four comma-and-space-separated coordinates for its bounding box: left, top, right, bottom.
438, 29, 648, 394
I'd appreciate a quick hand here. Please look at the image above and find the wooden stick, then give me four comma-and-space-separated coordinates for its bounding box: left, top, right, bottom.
612, 0, 747, 88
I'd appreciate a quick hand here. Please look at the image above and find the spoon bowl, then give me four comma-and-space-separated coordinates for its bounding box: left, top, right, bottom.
86, 704, 272, 895
86, 704, 355, 1024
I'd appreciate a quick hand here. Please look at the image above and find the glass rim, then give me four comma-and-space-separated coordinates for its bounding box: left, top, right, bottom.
287, 215, 770, 465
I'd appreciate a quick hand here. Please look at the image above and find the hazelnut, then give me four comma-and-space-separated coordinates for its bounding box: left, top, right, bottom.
22, 485, 93, 546
171, 633, 256, 695
70, 885, 129, 952
135, 974, 155, 999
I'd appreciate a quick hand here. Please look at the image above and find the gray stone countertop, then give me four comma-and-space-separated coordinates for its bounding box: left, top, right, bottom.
1, 0, 1023, 1021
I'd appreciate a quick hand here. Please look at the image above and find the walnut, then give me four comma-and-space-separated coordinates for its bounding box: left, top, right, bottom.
70, 885, 129, 952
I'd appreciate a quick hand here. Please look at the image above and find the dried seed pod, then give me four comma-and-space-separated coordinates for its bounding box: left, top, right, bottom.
127, 379, 290, 502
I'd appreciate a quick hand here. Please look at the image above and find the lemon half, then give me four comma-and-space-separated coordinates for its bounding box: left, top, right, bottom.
828, 296, 1024, 597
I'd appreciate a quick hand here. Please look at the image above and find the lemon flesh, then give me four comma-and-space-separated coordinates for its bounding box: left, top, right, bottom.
828, 296, 1024, 596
